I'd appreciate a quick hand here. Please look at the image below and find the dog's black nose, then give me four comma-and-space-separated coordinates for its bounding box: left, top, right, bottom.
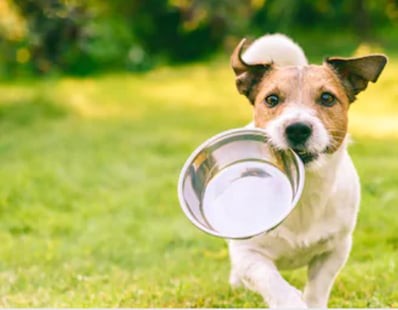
285, 122, 312, 146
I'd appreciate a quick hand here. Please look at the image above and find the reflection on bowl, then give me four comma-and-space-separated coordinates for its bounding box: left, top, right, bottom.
178, 128, 305, 239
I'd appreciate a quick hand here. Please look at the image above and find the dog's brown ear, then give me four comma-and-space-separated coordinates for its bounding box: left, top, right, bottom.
326, 54, 387, 102
231, 38, 272, 104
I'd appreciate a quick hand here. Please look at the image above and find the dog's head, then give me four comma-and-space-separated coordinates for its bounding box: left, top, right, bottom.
231, 38, 387, 166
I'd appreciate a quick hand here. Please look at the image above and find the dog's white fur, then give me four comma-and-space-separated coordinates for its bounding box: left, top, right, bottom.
228, 34, 361, 308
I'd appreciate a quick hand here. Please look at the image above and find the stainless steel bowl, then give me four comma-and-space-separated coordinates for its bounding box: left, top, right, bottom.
177, 128, 304, 239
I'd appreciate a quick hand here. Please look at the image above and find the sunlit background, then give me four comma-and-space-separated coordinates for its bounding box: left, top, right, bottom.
0, 0, 397, 307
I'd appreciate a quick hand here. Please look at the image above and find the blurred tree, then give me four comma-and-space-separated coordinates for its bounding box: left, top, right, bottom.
0, 0, 27, 75
108, 0, 251, 62
11, 0, 137, 74
12, 0, 88, 73
251, 0, 391, 40
0, 0, 396, 76
352, 0, 372, 38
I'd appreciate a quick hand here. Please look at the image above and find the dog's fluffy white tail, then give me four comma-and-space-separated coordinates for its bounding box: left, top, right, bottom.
242, 33, 308, 67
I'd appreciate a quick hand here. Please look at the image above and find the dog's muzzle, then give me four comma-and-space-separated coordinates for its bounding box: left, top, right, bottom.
285, 122, 318, 164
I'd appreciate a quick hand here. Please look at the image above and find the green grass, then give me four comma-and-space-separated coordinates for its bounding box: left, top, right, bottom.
0, 53, 397, 307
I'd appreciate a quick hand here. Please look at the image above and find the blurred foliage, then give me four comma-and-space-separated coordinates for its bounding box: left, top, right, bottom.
0, 0, 397, 76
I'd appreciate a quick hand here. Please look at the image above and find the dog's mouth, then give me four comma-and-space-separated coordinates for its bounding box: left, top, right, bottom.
267, 140, 320, 165
293, 149, 319, 164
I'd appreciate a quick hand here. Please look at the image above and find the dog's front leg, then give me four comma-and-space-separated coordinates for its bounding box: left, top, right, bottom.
229, 245, 307, 308
303, 237, 352, 308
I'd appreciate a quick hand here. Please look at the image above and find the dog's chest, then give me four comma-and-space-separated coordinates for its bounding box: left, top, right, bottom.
255, 202, 341, 269
252, 165, 346, 269
274, 235, 335, 269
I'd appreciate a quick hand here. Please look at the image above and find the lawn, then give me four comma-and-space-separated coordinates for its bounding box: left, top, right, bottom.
0, 52, 397, 307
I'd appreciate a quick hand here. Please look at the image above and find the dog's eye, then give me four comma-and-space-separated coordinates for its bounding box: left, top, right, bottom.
319, 92, 336, 107
264, 94, 280, 108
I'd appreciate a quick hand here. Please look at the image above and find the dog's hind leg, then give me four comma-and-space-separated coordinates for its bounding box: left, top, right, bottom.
229, 246, 307, 308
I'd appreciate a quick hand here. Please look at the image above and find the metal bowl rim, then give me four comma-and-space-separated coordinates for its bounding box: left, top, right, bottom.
177, 127, 305, 239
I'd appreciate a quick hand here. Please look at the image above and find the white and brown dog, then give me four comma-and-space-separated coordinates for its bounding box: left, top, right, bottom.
228, 34, 387, 308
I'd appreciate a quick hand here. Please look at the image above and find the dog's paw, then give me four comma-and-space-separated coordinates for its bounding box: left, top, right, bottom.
270, 299, 307, 309
268, 289, 308, 308
303, 293, 327, 309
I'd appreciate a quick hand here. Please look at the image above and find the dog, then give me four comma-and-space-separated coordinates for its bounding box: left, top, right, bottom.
228, 34, 387, 308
